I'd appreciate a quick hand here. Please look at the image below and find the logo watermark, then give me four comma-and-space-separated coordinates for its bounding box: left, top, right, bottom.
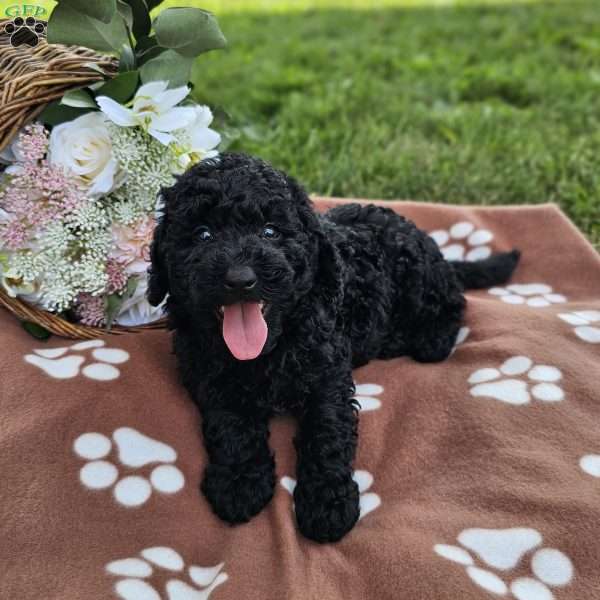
1, 3, 53, 47
3, 15, 46, 47
1, 2, 55, 19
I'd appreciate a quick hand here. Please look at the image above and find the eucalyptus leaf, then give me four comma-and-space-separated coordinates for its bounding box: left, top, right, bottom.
105, 294, 122, 330
95, 70, 139, 103
38, 101, 90, 126
60, 0, 117, 24
153, 8, 226, 58
105, 277, 138, 329
60, 88, 97, 108
136, 37, 166, 66
123, 277, 138, 300
147, 0, 164, 11
21, 321, 52, 340
47, 3, 129, 53
135, 34, 156, 53
117, 0, 134, 30
87, 81, 106, 91
125, 0, 151, 40
140, 49, 193, 87
82, 62, 110, 75
119, 43, 136, 71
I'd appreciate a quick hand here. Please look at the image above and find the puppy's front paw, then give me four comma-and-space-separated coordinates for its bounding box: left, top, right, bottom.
294, 474, 360, 543
201, 461, 275, 524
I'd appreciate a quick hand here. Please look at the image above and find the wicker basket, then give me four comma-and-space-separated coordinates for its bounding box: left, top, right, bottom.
0, 19, 166, 338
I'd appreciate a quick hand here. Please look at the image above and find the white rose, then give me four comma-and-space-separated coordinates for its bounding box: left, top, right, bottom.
48, 112, 122, 196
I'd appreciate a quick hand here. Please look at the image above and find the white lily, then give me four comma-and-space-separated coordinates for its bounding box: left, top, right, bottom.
115, 275, 165, 327
173, 105, 221, 169
96, 81, 196, 146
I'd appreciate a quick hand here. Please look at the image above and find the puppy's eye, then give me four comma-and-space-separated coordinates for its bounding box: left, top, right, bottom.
199, 227, 212, 241
261, 225, 279, 239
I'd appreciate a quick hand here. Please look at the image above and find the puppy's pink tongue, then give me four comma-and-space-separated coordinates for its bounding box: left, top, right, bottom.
222, 302, 268, 360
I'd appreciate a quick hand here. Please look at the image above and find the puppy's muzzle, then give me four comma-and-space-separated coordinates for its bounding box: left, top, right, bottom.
224, 266, 257, 292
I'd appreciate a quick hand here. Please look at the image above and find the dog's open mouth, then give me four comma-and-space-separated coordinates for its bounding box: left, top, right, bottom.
219, 301, 269, 361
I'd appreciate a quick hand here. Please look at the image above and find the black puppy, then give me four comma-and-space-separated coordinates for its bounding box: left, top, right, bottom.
148, 153, 519, 543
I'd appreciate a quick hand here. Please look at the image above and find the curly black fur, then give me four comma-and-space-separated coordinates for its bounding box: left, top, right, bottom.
148, 153, 520, 543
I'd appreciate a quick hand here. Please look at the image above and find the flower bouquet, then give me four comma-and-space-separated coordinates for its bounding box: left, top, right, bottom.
0, 0, 226, 336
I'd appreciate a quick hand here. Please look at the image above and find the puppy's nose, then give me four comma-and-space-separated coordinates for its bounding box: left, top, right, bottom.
224, 266, 257, 291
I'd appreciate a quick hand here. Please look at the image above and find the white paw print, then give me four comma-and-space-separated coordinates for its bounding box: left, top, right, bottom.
73, 427, 185, 507
580, 454, 600, 478
469, 356, 564, 405
435, 527, 574, 599
451, 326, 470, 356
558, 310, 600, 344
430, 221, 494, 261
354, 382, 383, 411
106, 546, 228, 600
24, 339, 129, 381
489, 284, 567, 308
280, 469, 381, 521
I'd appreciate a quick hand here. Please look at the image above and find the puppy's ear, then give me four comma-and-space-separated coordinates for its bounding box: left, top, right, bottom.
147, 210, 169, 307
286, 175, 320, 235
287, 175, 344, 307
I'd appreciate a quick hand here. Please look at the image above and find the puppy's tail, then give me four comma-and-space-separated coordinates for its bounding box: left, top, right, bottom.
451, 249, 521, 290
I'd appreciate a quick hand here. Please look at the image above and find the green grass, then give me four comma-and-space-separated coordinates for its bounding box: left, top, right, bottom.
188, 1, 600, 247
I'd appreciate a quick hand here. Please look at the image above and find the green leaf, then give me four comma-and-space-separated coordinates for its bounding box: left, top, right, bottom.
125, 0, 151, 40
95, 70, 139, 103
135, 35, 165, 65
47, 2, 129, 53
82, 61, 110, 75
38, 101, 91, 126
153, 8, 226, 58
147, 0, 164, 11
135, 34, 156, 53
137, 45, 165, 66
105, 277, 138, 329
59, 0, 117, 24
140, 49, 193, 87
119, 43, 136, 71
60, 88, 97, 108
87, 81, 106, 91
105, 294, 122, 330
117, 0, 133, 30
123, 276, 138, 300
21, 321, 52, 341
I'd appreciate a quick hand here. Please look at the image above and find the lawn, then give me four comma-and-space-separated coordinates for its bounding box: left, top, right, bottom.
185, 0, 599, 247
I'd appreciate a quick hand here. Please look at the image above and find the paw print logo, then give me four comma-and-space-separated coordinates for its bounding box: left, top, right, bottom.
435, 527, 574, 599
106, 546, 228, 600
3, 16, 46, 47
25, 339, 129, 381
430, 221, 494, 262
469, 356, 564, 405
354, 382, 383, 411
73, 428, 185, 507
489, 283, 566, 308
280, 469, 381, 521
558, 310, 600, 344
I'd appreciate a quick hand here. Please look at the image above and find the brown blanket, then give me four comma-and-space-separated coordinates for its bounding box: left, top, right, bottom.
1, 199, 599, 600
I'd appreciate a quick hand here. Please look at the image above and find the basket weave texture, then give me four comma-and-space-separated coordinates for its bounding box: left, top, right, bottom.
0, 20, 166, 338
